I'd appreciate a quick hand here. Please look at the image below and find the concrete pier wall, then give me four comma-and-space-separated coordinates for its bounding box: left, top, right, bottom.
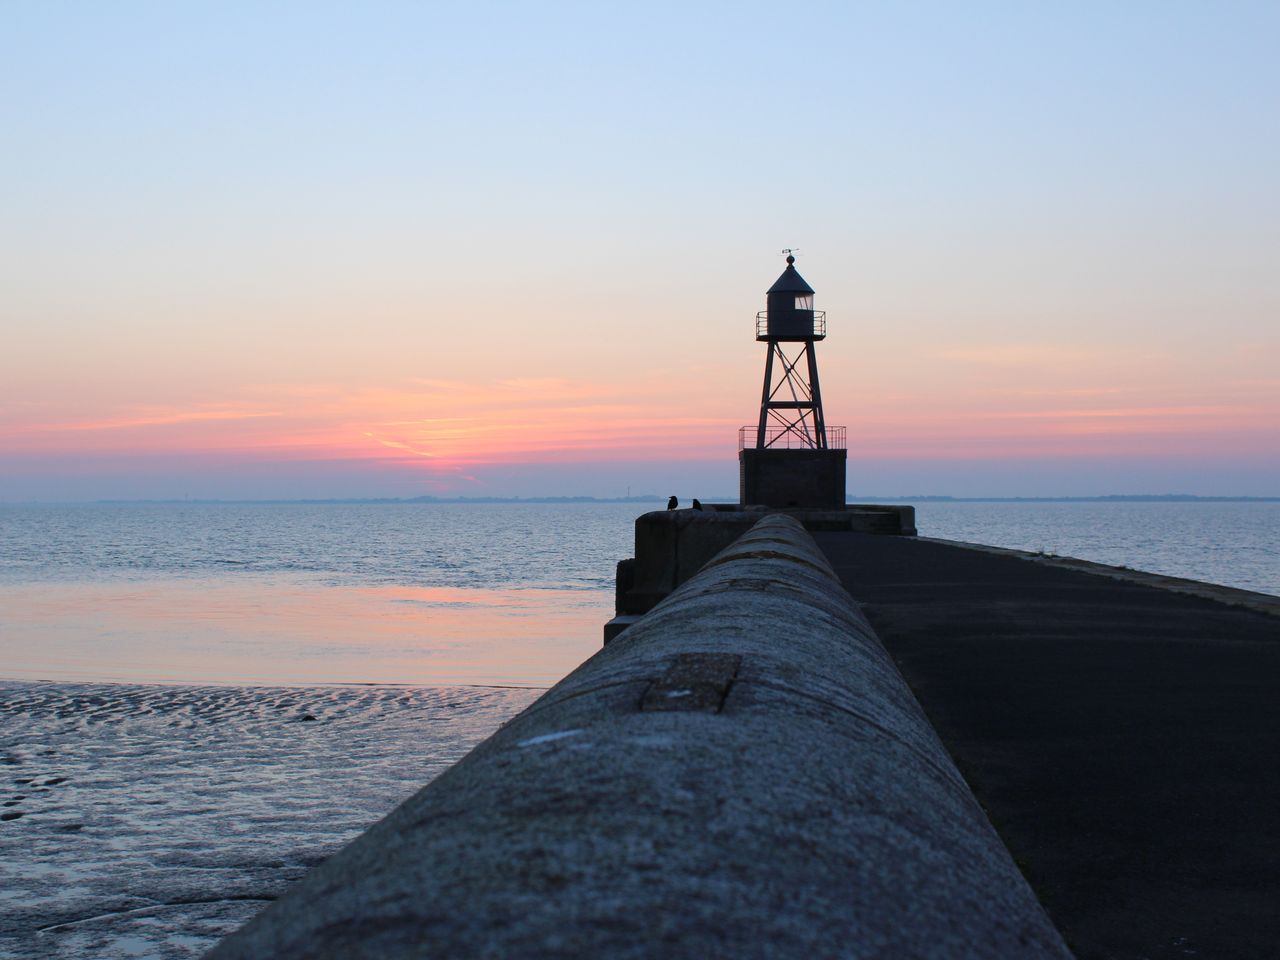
614, 504, 915, 618
209, 515, 1069, 960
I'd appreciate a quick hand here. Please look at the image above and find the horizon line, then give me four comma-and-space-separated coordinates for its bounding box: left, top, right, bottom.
2, 494, 1278, 506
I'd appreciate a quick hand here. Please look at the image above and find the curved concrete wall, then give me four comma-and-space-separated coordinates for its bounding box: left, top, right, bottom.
209, 515, 1070, 959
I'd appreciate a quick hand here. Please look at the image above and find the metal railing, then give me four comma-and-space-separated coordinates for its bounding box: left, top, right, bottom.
740, 425, 847, 450
755, 311, 826, 338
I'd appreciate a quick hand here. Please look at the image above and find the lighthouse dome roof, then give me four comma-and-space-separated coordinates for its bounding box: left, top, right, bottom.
766, 260, 815, 296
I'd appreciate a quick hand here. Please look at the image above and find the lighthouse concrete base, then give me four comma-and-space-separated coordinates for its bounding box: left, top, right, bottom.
739, 447, 846, 509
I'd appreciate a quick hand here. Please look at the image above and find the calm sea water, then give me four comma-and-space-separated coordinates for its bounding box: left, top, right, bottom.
0, 502, 636, 590
912, 500, 1279, 596
0, 503, 638, 686
0, 500, 1276, 686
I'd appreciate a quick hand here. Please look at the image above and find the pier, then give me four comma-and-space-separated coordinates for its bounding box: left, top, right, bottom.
209, 515, 1071, 959
816, 530, 1280, 959
208, 510, 1279, 959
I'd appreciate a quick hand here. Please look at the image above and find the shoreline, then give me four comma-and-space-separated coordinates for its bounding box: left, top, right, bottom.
1, 677, 549, 690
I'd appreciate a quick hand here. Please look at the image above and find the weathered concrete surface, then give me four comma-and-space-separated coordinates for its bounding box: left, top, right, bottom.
814, 531, 1280, 960
209, 517, 1069, 960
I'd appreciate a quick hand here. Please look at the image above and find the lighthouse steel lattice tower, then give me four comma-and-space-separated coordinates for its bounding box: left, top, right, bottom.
739, 254, 847, 508
754, 253, 828, 449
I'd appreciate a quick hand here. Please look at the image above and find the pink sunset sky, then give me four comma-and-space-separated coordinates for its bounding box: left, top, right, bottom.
2, 4, 1277, 500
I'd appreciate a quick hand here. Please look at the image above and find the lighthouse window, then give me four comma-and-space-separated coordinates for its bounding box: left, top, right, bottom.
795, 295, 813, 311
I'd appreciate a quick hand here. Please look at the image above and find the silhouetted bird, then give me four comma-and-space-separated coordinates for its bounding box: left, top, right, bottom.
667, 495, 678, 510
692, 498, 704, 511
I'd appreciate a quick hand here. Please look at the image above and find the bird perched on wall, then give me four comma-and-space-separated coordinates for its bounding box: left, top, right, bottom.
667, 495, 678, 510
692, 499, 704, 510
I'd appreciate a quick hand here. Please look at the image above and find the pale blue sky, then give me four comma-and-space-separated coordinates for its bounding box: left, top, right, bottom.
2, 2, 1277, 498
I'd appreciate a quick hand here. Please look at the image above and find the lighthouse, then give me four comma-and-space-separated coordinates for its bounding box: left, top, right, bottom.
739, 253, 847, 508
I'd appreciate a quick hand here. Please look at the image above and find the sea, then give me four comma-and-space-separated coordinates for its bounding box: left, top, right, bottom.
1, 500, 1276, 959
2, 500, 1276, 687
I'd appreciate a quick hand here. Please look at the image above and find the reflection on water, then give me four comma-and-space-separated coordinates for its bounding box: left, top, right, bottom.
0, 579, 605, 686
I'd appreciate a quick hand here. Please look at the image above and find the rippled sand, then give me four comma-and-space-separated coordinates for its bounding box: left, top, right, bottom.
0, 681, 539, 959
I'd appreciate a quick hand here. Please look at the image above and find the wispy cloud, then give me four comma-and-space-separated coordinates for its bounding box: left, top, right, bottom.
931, 343, 1108, 368
4, 405, 282, 435
362, 434, 437, 458
4, 367, 1275, 477
0, 377, 742, 467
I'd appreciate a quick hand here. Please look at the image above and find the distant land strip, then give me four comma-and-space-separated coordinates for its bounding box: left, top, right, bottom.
13, 493, 1276, 505
852, 494, 1280, 503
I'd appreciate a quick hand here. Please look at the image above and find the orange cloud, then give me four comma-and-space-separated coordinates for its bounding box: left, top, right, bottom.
0, 378, 743, 469
3, 364, 1275, 473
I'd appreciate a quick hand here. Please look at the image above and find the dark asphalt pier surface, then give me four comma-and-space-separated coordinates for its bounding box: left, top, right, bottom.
814, 532, 1279, 960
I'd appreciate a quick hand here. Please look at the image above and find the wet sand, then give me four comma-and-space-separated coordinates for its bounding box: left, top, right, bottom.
0, 681, 538, 959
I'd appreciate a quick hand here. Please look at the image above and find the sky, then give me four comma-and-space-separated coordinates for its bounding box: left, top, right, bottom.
2, 2, 1277, 500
